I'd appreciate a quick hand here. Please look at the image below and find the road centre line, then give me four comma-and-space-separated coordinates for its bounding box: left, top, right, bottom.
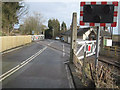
0, 41, 54, 82
0, 47, 45, 79
0, 47, 47, 82
38, 41, 70, 56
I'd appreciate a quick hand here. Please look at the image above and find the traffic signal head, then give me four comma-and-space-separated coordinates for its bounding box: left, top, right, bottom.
83, 5, 114, 23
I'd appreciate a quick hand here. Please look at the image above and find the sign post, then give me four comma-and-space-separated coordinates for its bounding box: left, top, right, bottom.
80, 1, 119, 69
95, 27, 100, 69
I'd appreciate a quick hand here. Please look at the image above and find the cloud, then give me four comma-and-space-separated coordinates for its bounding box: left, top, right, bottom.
24, 1, 119, 34
25, 2, 80, 28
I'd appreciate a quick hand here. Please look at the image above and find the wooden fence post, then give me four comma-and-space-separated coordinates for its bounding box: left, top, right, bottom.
70, 12, 77, 63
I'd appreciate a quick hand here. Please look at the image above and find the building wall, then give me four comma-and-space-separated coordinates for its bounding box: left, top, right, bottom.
63, 35, 68, 43
77, 36, 83, 40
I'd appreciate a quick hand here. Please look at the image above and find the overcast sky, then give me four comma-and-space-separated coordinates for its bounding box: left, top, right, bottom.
15, 0, 120, 35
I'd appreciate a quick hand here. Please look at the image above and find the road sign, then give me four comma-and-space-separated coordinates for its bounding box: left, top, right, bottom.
104, 39, 112, 46
80, 1, 119, 27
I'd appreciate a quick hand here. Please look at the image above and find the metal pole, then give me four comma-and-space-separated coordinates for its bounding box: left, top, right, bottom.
111, 27, 113, 39
95, 26, 100, 69
82, 42, 87, 83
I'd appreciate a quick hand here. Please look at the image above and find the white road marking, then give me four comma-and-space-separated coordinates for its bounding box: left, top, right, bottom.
63, 44, 65, 57
37, 41, 54, 46
0, 46, 47, 82
1, 46, 23, 54
48, 41, 54, 45
0, 41, 54, 82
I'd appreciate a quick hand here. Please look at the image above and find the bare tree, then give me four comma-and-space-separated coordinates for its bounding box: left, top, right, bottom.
20, 12, 45, 35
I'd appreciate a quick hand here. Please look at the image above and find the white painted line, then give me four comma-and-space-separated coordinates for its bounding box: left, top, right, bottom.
37, 41, 54, 46
48, 41, 54, 45
0, 47, 45, 79
1, 41, 54, 81
1, 46, 23, 54
0, 46, 47, 82
63, 44, 65, 57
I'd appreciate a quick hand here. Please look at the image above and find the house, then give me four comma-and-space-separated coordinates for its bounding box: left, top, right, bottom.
61, 27, 90, 43
61, 27, 111, 44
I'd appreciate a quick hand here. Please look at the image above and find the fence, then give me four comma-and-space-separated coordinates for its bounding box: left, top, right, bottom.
100, 46, 120, 60
32, 35, 44, 41
73, 40, 96, 70
0, 36, 32, 52
73, 40, 118, 88
75, 40, 96, 59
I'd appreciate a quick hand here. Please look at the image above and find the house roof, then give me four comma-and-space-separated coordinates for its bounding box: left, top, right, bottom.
61, 27, 111, 37
61, 27, 90, 36
77, 28, 90, 36
61, 30, 71, 36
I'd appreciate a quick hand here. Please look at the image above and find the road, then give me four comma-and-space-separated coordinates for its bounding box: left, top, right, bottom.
1, 39, 72, 88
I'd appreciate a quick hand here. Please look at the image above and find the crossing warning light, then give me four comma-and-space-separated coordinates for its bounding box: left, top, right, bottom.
83, 5, 114, 23
80, 1, 119, 27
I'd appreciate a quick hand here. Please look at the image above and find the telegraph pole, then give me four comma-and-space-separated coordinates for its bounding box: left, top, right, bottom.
70, 12, 77, 63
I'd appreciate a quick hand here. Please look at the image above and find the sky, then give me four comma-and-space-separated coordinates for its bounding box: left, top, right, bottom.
15, 0, 120, 35
20, 2, 80, 29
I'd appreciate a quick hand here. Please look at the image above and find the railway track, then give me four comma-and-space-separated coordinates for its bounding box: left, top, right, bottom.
98, 58, 120, 68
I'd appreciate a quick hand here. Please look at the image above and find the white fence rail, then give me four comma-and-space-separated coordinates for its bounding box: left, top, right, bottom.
75, 40, 96, 60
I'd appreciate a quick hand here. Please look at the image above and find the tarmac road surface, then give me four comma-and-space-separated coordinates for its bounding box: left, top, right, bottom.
2, 39, 72, 88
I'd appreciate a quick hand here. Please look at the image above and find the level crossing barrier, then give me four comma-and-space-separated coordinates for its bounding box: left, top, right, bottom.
75, 40, 96, 60
32, 35, 44, 41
